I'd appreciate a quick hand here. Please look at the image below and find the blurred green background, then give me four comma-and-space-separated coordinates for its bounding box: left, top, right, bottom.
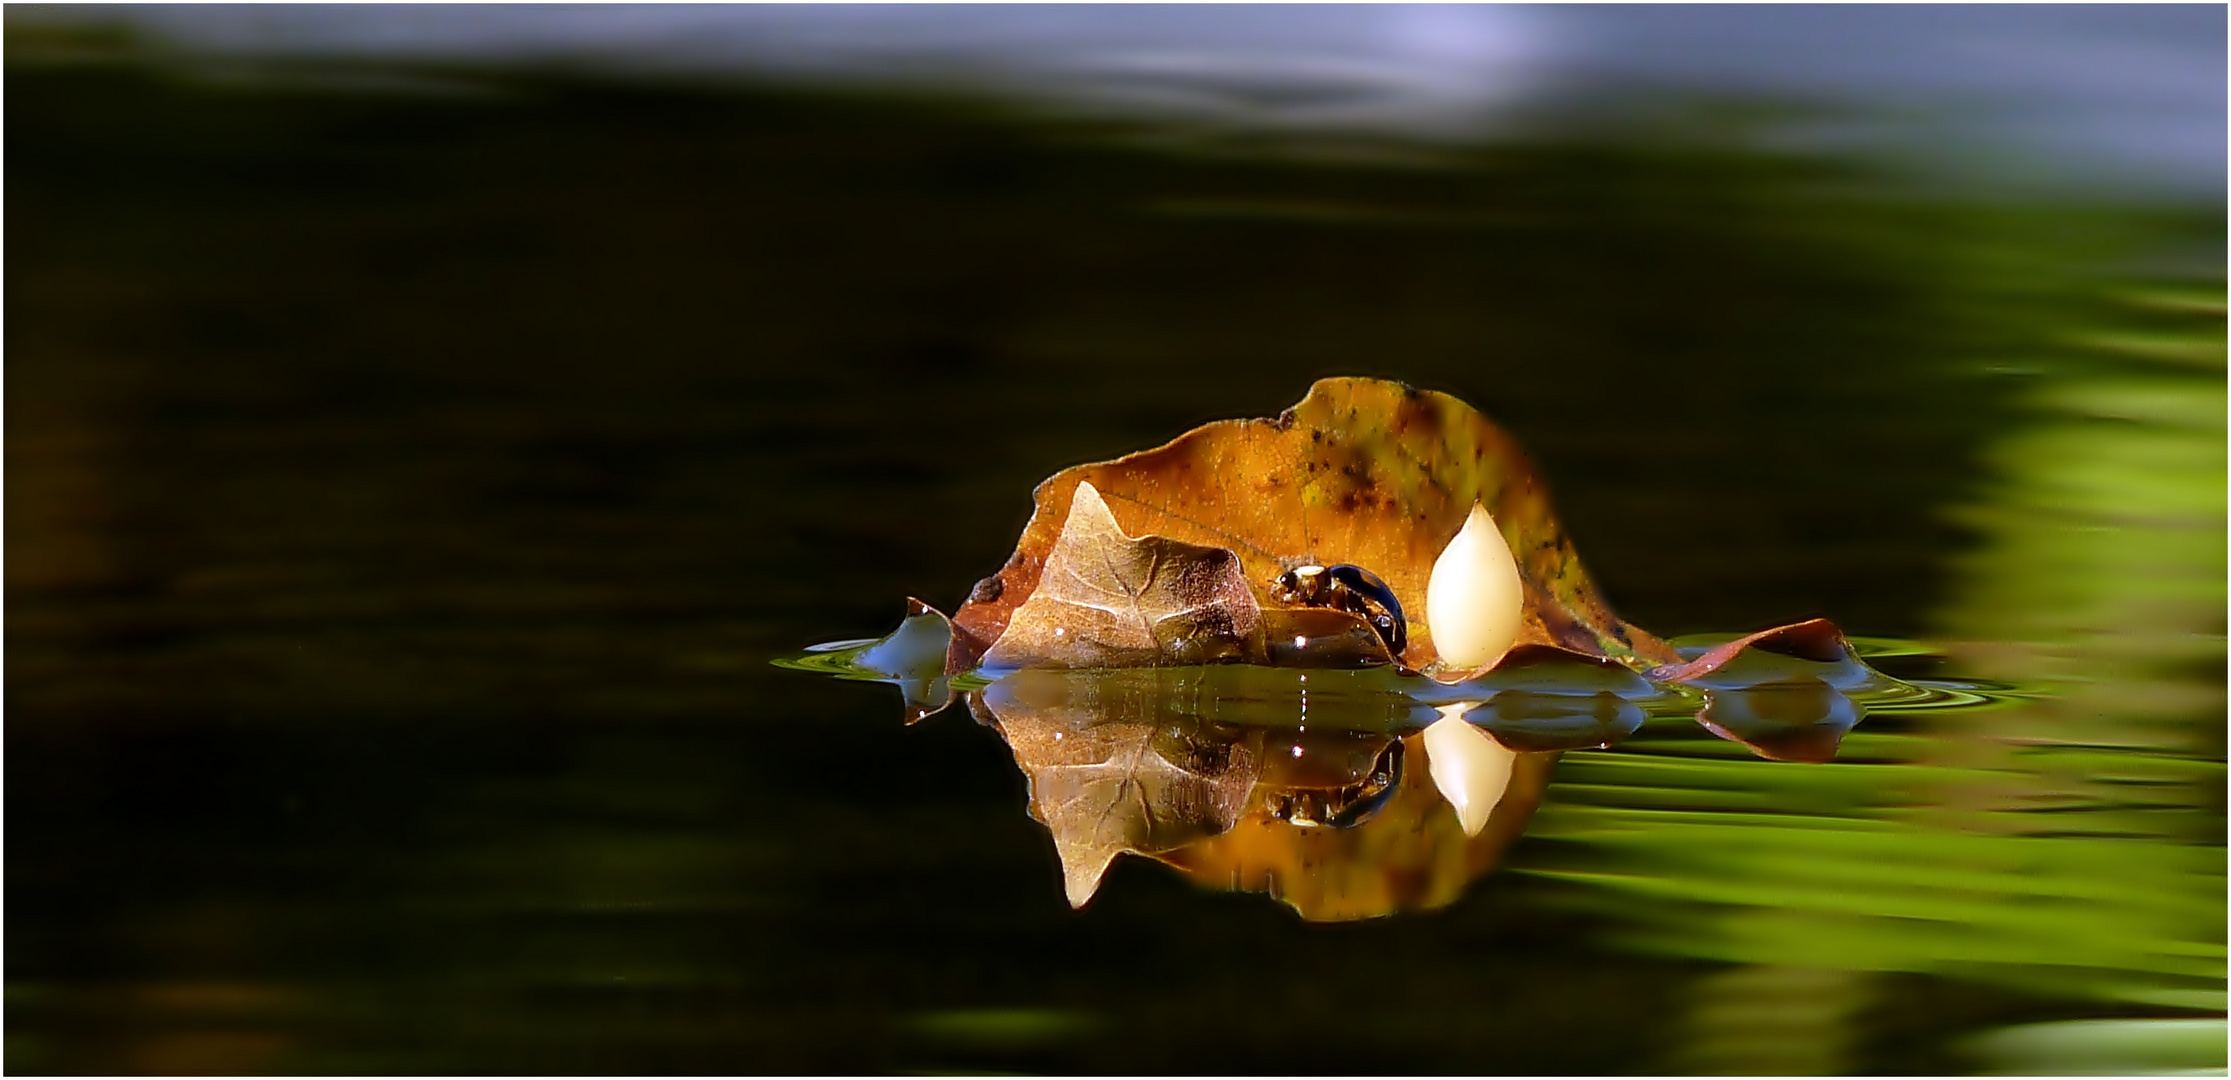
7, 11, 2222, 1075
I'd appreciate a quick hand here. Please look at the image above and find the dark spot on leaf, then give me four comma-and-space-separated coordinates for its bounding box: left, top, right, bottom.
1274, 408, 1296, 430
969, 575, 1005, 604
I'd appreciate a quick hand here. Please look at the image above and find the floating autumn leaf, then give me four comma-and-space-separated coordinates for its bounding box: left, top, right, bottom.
1649, 618, 1888, 692
949, 377, 1680, 678
978, 481, 1393, 672
773, 377, 1920, 919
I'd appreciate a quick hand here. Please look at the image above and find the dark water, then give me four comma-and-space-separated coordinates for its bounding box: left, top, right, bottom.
8, 44, 2224, 1075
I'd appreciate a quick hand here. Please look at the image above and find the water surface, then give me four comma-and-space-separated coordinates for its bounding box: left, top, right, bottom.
7, 51, 2222, 1075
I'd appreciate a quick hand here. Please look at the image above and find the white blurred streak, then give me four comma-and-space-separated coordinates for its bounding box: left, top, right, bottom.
32, 3, 1552, 130
17, 4, 2221, 195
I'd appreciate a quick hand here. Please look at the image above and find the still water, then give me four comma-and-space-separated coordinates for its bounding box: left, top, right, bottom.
784, 630, 1976, 917
7, 49, 2224, 1075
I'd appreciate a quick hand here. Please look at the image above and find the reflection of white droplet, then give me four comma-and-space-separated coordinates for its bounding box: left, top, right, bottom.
1293, 635, 1308, 648
1291, 745, 1304, 758
1425, 502, 1524, 670
1422, 704, 1514, 837
1053, 626, 1066, 637
1053, 732, 1063, 741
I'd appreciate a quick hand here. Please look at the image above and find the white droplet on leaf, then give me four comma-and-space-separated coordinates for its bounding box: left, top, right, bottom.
1425, 501, 1524, 671
1422, 704, 1514, 837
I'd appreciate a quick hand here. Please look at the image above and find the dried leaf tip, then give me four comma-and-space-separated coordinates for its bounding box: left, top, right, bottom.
1424, 503, 1523, 673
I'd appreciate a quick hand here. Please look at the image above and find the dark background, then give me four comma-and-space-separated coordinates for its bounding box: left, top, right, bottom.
8, 19, 2221, 1075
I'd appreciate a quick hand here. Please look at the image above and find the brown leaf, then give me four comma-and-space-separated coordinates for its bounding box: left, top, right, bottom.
949, 377, 1675, 675
1648, 618, 1888, 691
969, 674, 1260, 908
979, 480, 1392, 671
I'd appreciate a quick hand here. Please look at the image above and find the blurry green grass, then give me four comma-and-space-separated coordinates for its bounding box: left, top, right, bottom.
1518, 284, 2225, 1071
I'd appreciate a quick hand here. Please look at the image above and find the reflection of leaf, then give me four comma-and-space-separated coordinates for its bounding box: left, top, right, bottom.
949, 378, 1677, 674
1468, 691, 1647, 752
971, 676, 1258, 908
1162, 733, 1559, 922
1697, 681, 1863, 763
980, 481, 1392, 671
967, 667, 1556, 918
979, 665, 1439, 736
